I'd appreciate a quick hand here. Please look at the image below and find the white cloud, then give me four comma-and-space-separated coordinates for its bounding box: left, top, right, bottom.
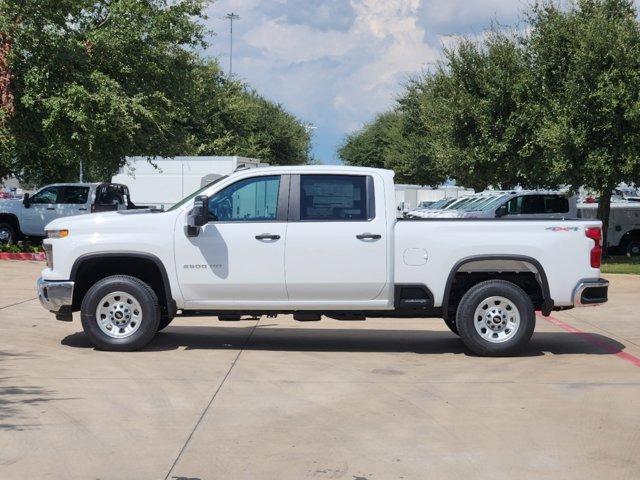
204, 0, 535, 162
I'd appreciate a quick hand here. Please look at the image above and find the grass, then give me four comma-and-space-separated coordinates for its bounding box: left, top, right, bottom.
601, 255, 640, 275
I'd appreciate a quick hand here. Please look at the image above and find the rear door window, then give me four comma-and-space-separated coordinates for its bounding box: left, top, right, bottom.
506, 195, 569, 214
299, 175, 373, 221
62, 186, 90, 204
543, 195, 569, 213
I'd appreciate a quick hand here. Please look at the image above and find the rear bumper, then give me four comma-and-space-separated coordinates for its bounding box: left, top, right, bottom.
37, 277, 74, 313
573, 278, 609, 306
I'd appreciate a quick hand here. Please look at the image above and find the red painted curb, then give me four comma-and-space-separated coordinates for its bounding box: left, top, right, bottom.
538, 313, 640, 368
0, 252, 46, 261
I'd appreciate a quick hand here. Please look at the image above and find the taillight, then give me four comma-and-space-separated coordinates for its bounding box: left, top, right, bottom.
585, 227, 602, 268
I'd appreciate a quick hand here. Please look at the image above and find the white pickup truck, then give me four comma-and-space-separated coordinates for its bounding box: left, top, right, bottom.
0, 182, 146, 244
37, 166, 609, 356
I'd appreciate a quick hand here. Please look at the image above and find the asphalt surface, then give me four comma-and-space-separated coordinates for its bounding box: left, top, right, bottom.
0, 261, 639, 479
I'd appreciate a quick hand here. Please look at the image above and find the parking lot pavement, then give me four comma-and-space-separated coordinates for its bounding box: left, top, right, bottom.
0, 262, 639, 480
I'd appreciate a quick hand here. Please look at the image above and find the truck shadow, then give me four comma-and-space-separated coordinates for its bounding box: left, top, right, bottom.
0, 350, 76, 432
61, 325, 629, 357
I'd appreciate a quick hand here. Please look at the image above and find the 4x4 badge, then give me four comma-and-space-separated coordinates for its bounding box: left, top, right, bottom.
546, 226, 580, 232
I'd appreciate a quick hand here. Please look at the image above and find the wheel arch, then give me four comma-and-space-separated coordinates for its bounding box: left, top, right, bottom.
618, 229, 640, 249
0, 213, 22, 234
70, 252, 176, 317
442, 254, 553, 318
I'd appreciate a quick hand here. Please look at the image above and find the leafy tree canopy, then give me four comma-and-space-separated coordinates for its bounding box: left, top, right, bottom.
341, 0, 640, 240
0, 0, 311, 185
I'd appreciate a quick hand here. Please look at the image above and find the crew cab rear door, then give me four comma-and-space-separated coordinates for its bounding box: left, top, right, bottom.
284, 173, 388, 302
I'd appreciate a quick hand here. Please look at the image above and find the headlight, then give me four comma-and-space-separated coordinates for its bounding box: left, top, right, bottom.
46, 229, 69, 239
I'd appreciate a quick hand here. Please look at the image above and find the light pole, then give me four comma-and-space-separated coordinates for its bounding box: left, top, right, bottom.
225, 12, 240, 76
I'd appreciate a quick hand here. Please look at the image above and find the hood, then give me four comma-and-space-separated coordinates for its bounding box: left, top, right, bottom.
45, 209, 173, 234
0, 198, 22, 213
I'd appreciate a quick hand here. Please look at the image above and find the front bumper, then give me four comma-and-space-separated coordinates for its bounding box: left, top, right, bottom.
37, 277, 74, 314
573, 278, 609, 306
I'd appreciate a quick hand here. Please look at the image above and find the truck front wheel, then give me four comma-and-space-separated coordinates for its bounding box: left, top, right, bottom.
456, 280, 535, 356
80, 275, 160, 351
0, 222, 17, 245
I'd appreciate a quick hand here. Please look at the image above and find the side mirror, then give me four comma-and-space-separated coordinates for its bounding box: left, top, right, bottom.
22, 193, 30, 208
495, 204, 508, 218
186, 195, 208, 237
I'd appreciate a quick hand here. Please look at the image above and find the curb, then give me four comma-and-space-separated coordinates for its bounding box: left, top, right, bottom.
0, 252, 46, 261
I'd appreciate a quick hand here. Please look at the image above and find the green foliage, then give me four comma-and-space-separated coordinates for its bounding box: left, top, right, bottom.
0, 240, 41, 253
1, 0, 210, 184
342, 0, 640, 240
338, 103, 445, 186
185, 63, 311, 165
526, 0, 640, 239
0, 1, 311, 185
601, 255, 640, 274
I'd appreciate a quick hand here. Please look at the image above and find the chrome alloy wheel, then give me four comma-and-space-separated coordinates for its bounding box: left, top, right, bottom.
473, 296, 521, 343
0, 226, 11, 243
95, 291, 142, 339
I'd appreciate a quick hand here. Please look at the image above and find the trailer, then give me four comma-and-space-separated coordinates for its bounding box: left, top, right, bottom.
112, 156, 266, 209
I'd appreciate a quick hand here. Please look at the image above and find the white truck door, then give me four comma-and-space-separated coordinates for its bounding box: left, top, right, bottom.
175, 174, 288, 303
20, 186, 64, 235
285, 174, 388, 302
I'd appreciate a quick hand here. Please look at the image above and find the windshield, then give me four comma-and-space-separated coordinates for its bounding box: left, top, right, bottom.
422, 198, 449, 210
166, 176, 228, 212
467, 194, 510, 212
459, 195, 500, 211
444, 197, 478, 210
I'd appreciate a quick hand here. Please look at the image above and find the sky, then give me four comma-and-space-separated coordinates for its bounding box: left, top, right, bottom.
202, 0, 527, 164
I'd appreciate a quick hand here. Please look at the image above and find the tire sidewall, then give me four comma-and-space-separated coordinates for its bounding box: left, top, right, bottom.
0, 223, 16, 244
626, 240, 640, 257
456, 281, 535, 356
81, 276, 160, 351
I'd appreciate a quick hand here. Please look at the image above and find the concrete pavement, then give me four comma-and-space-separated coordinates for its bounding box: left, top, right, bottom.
0, 261, 639, 479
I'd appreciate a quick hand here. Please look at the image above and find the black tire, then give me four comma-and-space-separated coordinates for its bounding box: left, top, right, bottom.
0, 222, 17, 244
456, 280, 535, 356
626, 239, 640, 257
443, 317, 459, 335
80, 275, 160, 351
158, 315, 174, 332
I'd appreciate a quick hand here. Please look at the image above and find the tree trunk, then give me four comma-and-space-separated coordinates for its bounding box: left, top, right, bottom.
596, 188, 613, 256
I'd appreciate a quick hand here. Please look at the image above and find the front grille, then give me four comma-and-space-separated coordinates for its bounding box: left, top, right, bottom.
43, 243, 53, 269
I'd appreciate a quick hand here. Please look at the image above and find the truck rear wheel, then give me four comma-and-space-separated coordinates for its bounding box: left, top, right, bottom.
456, 280, 535, 356
626, 239, 640, 257
158, 316, 174, 331
80, 275, 160, 351
443, 318, 459, 335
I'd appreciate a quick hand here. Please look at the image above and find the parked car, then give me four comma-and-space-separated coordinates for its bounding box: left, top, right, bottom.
0, 182, 147, 244
408, 191, 577, 220
37, 166, 607, 356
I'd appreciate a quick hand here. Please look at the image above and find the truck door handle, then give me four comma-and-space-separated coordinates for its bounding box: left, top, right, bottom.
46, 207, 55, 210
356, 233, 382, 240
78, 207, 87, 211
255, 233, 280, 241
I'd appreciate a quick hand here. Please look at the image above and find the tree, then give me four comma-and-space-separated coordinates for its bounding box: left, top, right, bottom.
344, 0, 640, 248
0, 0, 212, 185
526, 0, 640, 245
185, 62, 312, 165
338, 104, 445, 186
417, 29, 561, 192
